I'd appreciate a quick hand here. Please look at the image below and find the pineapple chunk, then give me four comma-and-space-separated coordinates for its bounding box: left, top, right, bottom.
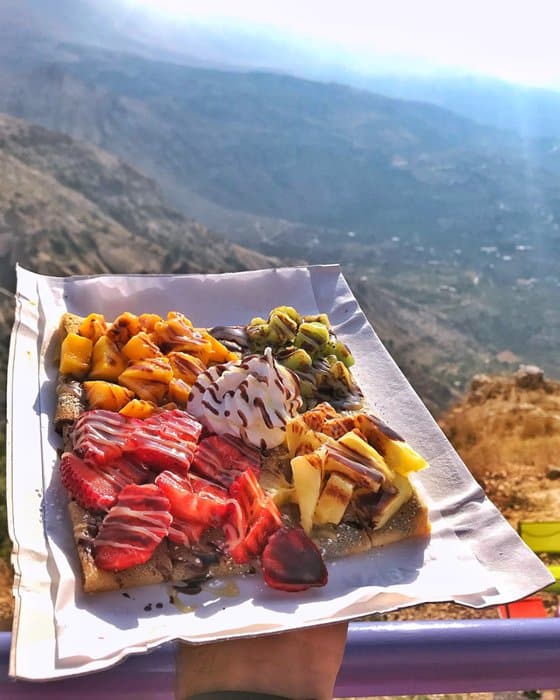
354, 414, 428, 475
122, 332, 162, 362
59, 333, 93, 379
118, 357, 173, 403
372, 473, 413, 530
167, 352, 206, 385
291, 452, 323, 534
78, 313, 107, 345
83, 381, 134, 411
321, 415, 358, 440
285, 415, 312, 457
384, 440, 428, 475
119, 399, 157, 418
313, 473, 354, 526
269, 487, 297, 507
107, 312, 141, 347
301, 402, 338, 431
89, 335, 128, 382
337, 430, 394, 481
323, 444, 384, 491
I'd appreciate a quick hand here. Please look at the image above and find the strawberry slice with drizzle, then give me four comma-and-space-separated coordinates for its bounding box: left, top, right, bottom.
94, 483, 172, 571
191, 434, 260, 488
72, 408, 202, 472
155, 470, 230, 545
60, 452, 149, 512
224, 468, 283, 564
261, 527, 328, 592
130, 409, 202, 472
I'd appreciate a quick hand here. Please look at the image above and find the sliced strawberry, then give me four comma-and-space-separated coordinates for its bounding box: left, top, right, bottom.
261, 527, 328, 592
101, 455, 152, 490
94, 483, 172, 571
155, 470, 230, 528
225, 469, 282, 564
191, 434, 260, 488
168, 515, 210, 546
60, 452, 120, 512
72, 409, 130, 465
129, 409, 202, 472
72, 408, 202, 472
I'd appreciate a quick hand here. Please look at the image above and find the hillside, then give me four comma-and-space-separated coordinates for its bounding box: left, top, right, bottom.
1, 40, 559, 250
0, 38, 559, 398
0, 113, 272, 285
375, 365, 560, 623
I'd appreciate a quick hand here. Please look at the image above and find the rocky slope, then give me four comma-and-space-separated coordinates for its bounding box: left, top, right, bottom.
0, 112, 273, 289
379, 365, 560, 623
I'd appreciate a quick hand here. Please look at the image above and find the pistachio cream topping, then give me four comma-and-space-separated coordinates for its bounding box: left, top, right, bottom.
187, 347, 302, 450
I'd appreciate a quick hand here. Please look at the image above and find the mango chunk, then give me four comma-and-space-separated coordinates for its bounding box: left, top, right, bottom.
168, 377, 191, 406
118, 357, 172, 403
138, 313, 163, 333
122, 332, 162, 362
200, 331, 239, 364
59, 333, 93, 379
107, 312, 141, 347
78, 313, 107, 345
89, 335, 128, 381
83, 381, 134, 411
119, 399, 157, 418
167, 351, 206, 385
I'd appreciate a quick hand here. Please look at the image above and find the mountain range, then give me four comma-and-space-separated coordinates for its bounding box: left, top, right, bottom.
0, 3, 560, 412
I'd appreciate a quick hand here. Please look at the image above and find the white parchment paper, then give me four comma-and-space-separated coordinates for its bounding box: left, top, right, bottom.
7, 264, 552, 680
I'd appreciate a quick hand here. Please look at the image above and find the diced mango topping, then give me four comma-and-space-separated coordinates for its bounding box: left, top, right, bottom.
89, 335, 128, 382
78, 313, 107, 345
83, 381, 134, 411
119, 399, 157, 418
59, 333, 93, 379
122, 332, 162, 362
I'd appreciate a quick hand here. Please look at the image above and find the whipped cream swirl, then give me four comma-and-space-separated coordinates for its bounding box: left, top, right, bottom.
187, 348, 302, 450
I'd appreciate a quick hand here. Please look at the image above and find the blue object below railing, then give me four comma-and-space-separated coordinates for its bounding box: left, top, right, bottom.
2, 619, 560, 698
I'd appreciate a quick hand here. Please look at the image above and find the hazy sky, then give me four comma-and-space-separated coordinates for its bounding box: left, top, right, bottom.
127, 0, 560, 88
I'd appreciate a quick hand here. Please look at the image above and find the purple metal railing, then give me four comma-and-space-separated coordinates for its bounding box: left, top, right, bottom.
2, 618, 560, 697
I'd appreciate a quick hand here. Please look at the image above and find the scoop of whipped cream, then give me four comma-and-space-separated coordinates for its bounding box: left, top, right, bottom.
187, 348, 302, 450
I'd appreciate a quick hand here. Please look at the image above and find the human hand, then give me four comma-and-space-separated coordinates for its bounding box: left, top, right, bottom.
175, 622, 348, 700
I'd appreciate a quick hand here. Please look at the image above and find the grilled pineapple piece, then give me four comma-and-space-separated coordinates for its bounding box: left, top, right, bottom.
355, 414, 428, 475
291, 452, 323, 534
313, 473, 354, 526
337, 430, 394, 481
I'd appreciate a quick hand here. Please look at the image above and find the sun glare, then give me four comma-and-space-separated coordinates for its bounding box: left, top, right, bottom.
125, 0, 560, 88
